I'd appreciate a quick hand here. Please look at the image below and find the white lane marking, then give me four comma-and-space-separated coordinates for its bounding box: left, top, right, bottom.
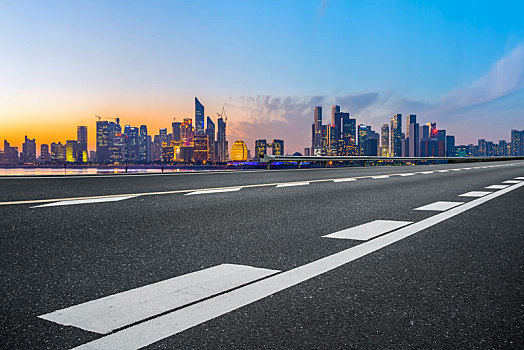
72, 180, 524, 350
502, 180, 522, 184
371, 175, 390, 179
459, 191, 492, 197
514, 177, 524, 180
276, 182, 310, 188
451, 169, 462, 171
462, 167, 472, 170
185, 188, 241, 195
419, 171, 434, 174
437, 170, 450, 173
413, 201, 464, 211
31, 196, 137, 208
485, 185, 510, 189
40, 264, 279, 335
332, 178, 357, 182
322, 220, 412, 241
396, 173, 415, 176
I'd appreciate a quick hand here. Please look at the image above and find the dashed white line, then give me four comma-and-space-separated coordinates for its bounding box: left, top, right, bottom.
419, 171, 434, 174
396, 173, 415, 176
31, 196, 137, 208
39, 264, 279, 334
371, 175, 390, 179
332, 178, 357, 182
459, 191, 492, 197
276, 182, 310, 188
485, 185, 510, 189
323, 220, 412, 241
185, 188, 241, 195
502, 180, 522, 184
514, 177, 524, 180
414, 201, 464, 211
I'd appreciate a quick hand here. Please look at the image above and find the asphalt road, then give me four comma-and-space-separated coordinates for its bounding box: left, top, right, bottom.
1, 161, 523, 349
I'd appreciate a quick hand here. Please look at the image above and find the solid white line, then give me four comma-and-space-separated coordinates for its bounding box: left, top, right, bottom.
276, 182, 310, 188
502, 180, 522, 184
418, 171, 434, 174
397, 173, 415, 176
31, 196, 137, 208
451, 169, 462, 171
459, 191, 492, 197
72, 180, 524, 350
371, 175, 390, 179
485, 185, 510, 189
332, 178, 357, 182
413, 201, 464, 211
322, 220, 412, 241
437, 170, 450, 173
185, 188, 241, 195
40, 264, 279, 334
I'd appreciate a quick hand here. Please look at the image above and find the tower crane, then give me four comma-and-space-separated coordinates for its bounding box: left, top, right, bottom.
95, 115, 120, 123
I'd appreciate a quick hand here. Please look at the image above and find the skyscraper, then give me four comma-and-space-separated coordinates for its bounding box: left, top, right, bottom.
313, 106, 322, 156
172, 121, 182, 142
380, 124, 389, 157
511, 129, 523, 156
40, 144, 50, 163
331, 105, 340, 125
21, 135, 36, 163
390, 114, 402, 157
271, 139, 284, 155
216, 116, 227, 161
139, 125, 148, 163
124, 126, 139, 162
77, 126, 88, 163
206, 117, 215, 162
195, 97, 205, 135
96, 121, 110, 163
446, 135, 456, 157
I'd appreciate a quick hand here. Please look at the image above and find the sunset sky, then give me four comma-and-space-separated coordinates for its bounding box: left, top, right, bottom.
1, 0, 524, 153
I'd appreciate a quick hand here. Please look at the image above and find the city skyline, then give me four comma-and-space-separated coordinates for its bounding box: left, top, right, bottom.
1, 1, 524, 152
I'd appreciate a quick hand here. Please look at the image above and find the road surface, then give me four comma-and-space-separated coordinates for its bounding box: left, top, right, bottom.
1, 161, 523, 349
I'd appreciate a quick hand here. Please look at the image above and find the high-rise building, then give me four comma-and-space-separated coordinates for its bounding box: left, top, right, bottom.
172, 121, 182, 142
195, 97, 205, 135
498, 140, 508, 156
408, 122, 420, 157
380, 124, 390, 156
108, 119, 121, 164
193, 134, 209, 162
313, 106, 322, 156
205, 117, 215, 162
331, 105, 341, 125
446, 135, 455, 157
124, 126, 139, 162
511, 129, 523, 156
65, 140, 78, 163
40, 144, 50, 163
96, 121, 110, 163
1, 141, 19, 164
327, 124, 338, 155
358, 124, 369, 155
21, 136, 36, 163
216, 116, 227, 162
181, 119, 194, 146
271, 139, 284, 155
77, 126, 88, 163
405, 115, 416, 137
138, 125, 148, 163
255, 139, 267, 160
50, 142, 65, 163
390, 114, 402, 157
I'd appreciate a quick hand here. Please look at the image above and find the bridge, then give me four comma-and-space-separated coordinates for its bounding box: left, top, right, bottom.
1, 159, 523, 349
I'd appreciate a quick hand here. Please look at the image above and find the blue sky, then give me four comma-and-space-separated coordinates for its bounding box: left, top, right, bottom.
1, 0, 524, 152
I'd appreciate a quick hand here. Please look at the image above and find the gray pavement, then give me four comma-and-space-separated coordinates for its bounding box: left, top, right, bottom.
1, 161, 523, 349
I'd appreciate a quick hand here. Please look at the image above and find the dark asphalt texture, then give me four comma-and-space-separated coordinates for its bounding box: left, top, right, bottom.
0, 161, 523, 349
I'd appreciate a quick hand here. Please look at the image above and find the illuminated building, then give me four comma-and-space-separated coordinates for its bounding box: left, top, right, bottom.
331, 105, 340, 125
96, 121, 110, 163
181, 119, 194, 146
195, 97, 205, 135
21, 136, 36, 163
65, 140, 78, 162
206, 117, 215, 162
51, 142, 65, 163
313, 106, 322, 156
1, 141, 19, 164
381, 124, 389, 156
76, 126, 88, 163
327, 125, 338, 155
390, 114, 402, 157
110, 133, 124, 163
511, 129, 523, 156
124, 126, 139, 162
230, 140, 248, 161
40, 144, 50, 163
216, 116, 227, 162
193, 134, 209, 162
271, 139, 284, 156
255, 139, 267, 160
138, 125, 148, 163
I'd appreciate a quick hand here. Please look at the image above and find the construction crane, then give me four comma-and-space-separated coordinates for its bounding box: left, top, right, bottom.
95, 115, 120, 124
216, 106, 228, 124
